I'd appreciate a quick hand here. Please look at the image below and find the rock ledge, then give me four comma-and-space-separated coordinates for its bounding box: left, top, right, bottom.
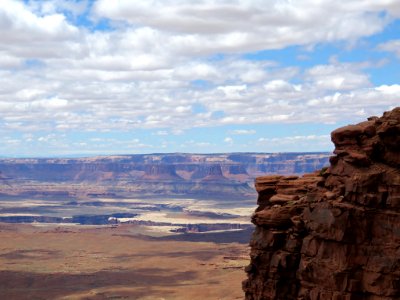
243, 107, 400, 300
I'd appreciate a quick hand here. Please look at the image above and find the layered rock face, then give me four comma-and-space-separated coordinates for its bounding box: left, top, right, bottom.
0, 153, 329, 199
244, 107, 400, 300
0, 153, 330, 183
141, 164, 183, 180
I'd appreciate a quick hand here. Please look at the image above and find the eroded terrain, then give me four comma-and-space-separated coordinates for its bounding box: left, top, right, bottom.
0, 223, 249, 300
0, 152, 329, 299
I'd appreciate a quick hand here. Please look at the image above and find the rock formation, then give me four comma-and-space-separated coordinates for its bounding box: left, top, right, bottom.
243, 107, 400, 299
141, 164, 183, 180
0, 153, 329, 199
0, 153, 330, 183
200, 165, 228, 181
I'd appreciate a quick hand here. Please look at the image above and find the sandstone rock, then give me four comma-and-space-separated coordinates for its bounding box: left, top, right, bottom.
244, 107, 400, 300
141, 164, 184, 180
252, 206, 292, 229
199, 164, 229, 181
269, 194, 299, 204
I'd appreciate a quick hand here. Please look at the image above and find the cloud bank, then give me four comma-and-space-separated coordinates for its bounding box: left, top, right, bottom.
0, 0, 399, 155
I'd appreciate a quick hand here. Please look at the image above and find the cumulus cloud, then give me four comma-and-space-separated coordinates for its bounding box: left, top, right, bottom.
224, 137, 233, 144
229, 129, 256, 135
26, 0, 90, 18
93, 0, 397, 54
0, 0, 79, 59
0, 0, 399, 155
378, 39, 400, 58
0, 57, 397, 133
305, 63, 371, 91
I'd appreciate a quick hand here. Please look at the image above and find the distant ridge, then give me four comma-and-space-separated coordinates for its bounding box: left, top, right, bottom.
0, 152, 330, 199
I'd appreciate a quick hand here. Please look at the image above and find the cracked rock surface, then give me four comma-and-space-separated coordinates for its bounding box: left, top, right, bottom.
243, 107, 400, 300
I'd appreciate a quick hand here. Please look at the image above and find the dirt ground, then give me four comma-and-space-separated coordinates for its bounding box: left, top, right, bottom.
0, 223, 249, 300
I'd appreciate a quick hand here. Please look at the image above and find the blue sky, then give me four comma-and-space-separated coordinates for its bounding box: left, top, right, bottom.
1, 0, 400, 157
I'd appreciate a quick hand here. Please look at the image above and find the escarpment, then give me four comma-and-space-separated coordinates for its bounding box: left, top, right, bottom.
243, 107, 400, 300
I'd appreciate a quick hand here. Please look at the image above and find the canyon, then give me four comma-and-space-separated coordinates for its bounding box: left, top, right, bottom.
0, 152, 329, 236
244, 107, 400, 299
0, 152, 329, 199
0, 152, 329, 299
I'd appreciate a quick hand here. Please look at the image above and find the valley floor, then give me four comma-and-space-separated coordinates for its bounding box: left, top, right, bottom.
0, 223, 249, 300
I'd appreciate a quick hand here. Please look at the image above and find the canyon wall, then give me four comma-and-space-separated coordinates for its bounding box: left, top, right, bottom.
0, 153, 329, 199
244, 107, 400, 299
0, 153, 330, 182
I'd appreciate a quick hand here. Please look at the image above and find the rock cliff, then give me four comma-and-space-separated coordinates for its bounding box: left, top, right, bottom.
0, 153, 329, 199
243, 107, 400, 299
141, 164, 184, 180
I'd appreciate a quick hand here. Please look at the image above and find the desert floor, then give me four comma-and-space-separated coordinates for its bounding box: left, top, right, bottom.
0, 223, 249, 300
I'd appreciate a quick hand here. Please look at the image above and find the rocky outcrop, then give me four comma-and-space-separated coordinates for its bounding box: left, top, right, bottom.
201, 165, 228, 181
141, 164, 183, 180
226, 164, 249, 175
243, 107, 400, 299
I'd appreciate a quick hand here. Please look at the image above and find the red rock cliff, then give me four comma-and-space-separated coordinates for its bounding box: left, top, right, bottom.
243, 107, 400, 300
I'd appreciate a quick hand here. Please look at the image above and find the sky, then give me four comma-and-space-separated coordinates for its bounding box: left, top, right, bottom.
1, 0, 399, 157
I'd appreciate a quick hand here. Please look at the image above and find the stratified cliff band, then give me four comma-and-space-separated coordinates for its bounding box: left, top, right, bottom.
243, 107, 400, 299
0, 153, 329, 199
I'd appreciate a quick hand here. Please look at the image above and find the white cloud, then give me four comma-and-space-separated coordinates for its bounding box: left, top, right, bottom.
4, 138, 21, 145
224, 137, 233, 144
0, 0, 79, 48
305, 63, 371, 91
0, 0, 398, 155
154, 130, 169, 136
0, 65, 366, 132
258, 135, 330, 142
93, 0, 396, 54
37, 134, 58, 143
375, 84, 400, 94
229, 129, 256, 135
0, 54, 23, 68
32, 97, 69, 110
174, 62, 219, 80
171, 129, 184, 135
27, 0, 90, 18
378, 39, 400, 58
195, 142, 212, 147
217, 84, 247, 99
264, 80, 297, 92
257, 134, 332, 151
